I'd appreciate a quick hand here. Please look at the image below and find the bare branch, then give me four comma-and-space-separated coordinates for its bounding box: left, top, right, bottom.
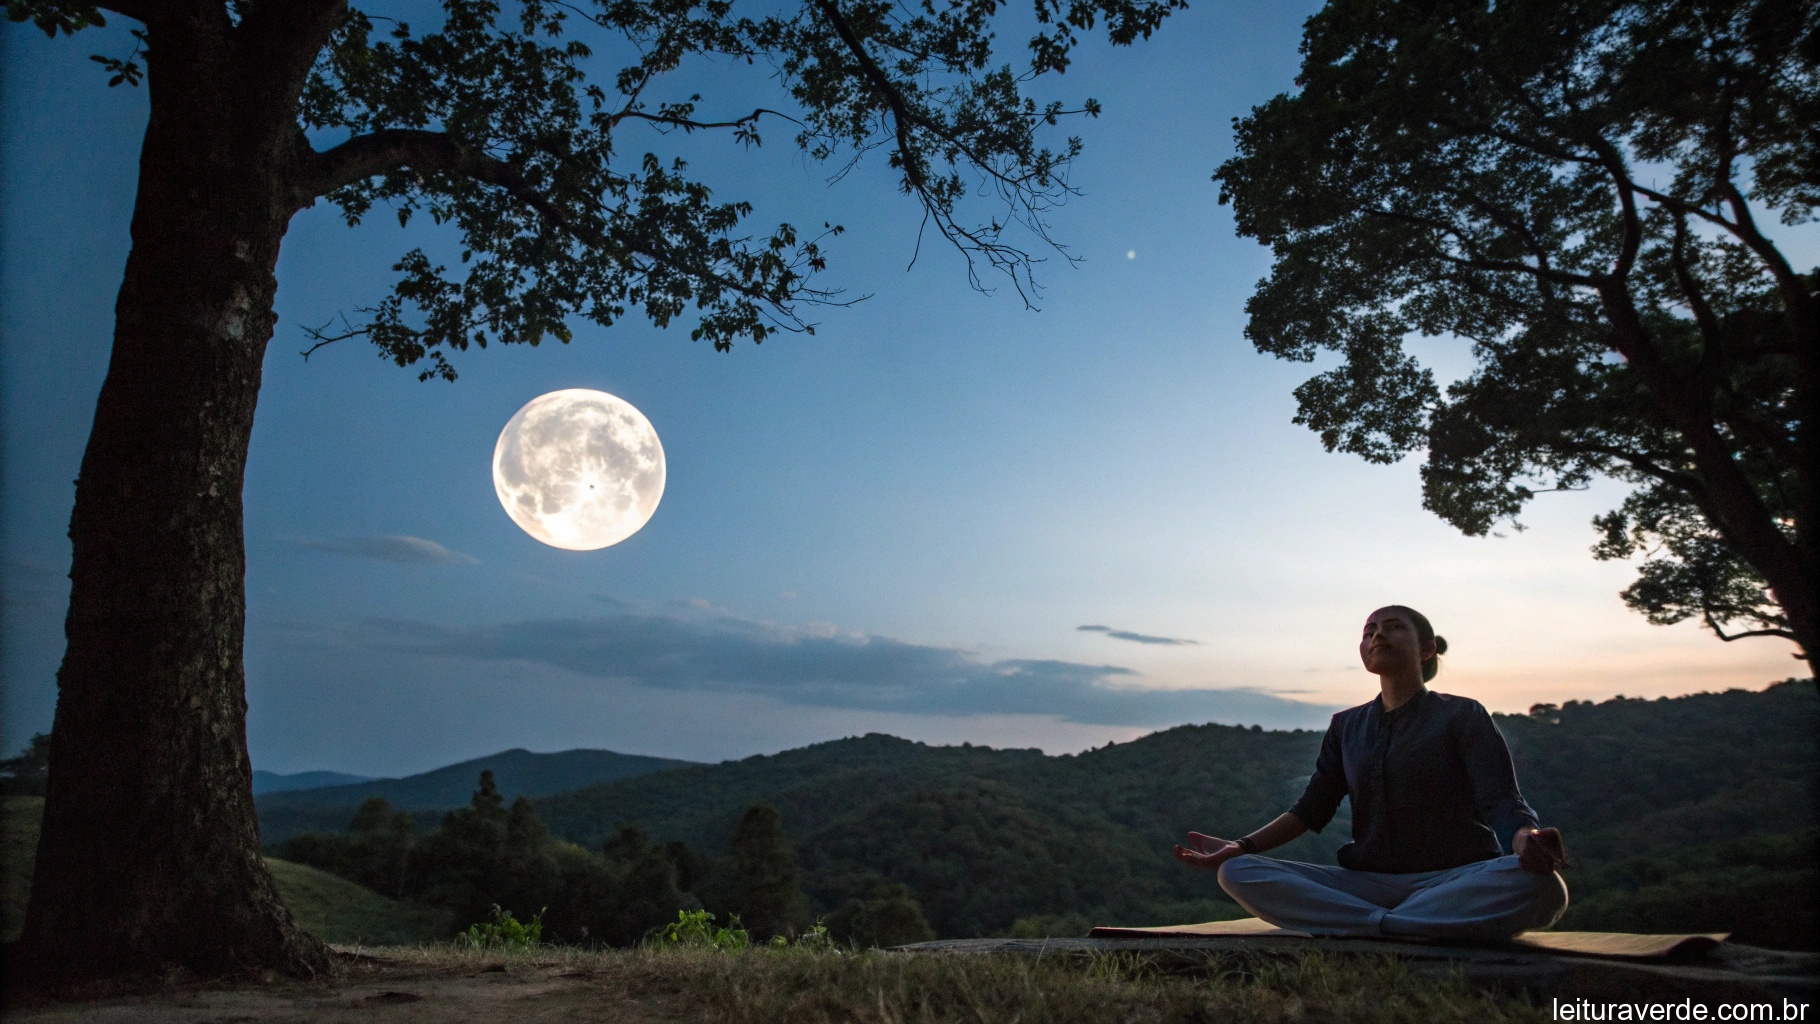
609, 107, 801, 139
297, 312, 369, 361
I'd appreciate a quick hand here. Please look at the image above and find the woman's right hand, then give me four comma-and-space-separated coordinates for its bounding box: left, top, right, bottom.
1172, 831, 1244, 870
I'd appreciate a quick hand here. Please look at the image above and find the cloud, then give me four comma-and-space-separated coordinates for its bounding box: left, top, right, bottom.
1077, 624, 1199, 646
366, 609, 1336, 729
288, 534, 479, 565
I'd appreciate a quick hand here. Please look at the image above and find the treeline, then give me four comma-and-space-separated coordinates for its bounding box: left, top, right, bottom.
275, 770, 935, 948
1553, 830, 1819, 949
522, 679, 1818, 946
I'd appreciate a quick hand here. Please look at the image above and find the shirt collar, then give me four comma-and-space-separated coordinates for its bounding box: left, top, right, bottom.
1375, 685, 1430, 717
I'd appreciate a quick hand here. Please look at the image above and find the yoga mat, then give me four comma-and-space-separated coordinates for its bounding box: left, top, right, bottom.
1086, 917, 1729, 959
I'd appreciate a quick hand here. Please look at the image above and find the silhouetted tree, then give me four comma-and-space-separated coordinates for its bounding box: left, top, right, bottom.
591, 823, 697, 945
9, 0, 1184, 984
663, 839, 712, 895
1217, 0, 1816, 671
710, 803, 812, 940
412, 772, 514, 930
276, 796, 418, 897
825, 878, 936, 948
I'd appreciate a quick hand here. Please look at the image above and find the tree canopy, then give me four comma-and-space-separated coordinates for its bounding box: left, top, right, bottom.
1216, 0, 1817, 668
15, 0, 1187, 378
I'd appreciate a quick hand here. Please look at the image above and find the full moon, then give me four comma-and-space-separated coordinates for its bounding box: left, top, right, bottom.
492, 389, 666, 550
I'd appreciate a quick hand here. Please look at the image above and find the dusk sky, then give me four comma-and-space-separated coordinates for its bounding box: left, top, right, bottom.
2, 2, 1807, 779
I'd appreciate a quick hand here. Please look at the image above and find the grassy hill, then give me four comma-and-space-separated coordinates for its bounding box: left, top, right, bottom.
1, 796, 42, 941
266, 857, 450, 945
258, 746, 697, 843
2, 797, 447, 946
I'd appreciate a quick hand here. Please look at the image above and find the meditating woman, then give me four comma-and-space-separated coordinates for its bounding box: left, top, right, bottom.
1173, 605, 1569, 942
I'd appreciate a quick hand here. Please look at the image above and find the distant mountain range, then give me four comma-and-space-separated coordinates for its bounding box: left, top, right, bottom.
257, 747, 696, 841
253, 770, 376, 795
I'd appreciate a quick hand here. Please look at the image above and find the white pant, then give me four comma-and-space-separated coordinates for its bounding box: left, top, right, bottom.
1217, 854, 1568, 943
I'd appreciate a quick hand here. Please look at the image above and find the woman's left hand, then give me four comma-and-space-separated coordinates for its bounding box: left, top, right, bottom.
1513, 827, 1569, 873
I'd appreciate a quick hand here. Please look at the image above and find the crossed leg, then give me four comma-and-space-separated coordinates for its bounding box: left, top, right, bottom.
1217, 854, 1567, 943
1380, 855, 1568, 942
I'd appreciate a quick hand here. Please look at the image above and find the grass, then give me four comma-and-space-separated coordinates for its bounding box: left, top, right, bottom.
1, 796, 42, 942
0, 797, 1547, 1020
1, 796, 446, 946
266, 857, 450, 945
362, 941, 1548, 1024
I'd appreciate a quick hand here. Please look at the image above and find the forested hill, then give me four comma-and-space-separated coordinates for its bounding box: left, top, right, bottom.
1494, 684, 1819, 863
529, 681, 1817, 938
259, 747, 696, 842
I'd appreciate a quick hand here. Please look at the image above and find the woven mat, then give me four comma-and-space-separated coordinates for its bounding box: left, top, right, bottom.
1086, 917, 1728, 959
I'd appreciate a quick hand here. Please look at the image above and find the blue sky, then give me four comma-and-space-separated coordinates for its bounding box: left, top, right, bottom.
2, 2, 1804, 777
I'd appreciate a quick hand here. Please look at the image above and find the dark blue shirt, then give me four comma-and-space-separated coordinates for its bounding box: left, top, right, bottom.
1288, 688, 1540, 873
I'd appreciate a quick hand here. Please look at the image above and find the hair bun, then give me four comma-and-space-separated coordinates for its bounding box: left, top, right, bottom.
1433, 636, 1449, 655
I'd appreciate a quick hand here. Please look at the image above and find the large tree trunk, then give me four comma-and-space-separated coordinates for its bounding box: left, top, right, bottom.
16, 13, 329, 986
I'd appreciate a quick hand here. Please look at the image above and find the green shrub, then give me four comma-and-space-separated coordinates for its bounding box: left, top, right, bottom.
658, 908, 750, 950
769, 917, 837, 951
461, 903, 545, 951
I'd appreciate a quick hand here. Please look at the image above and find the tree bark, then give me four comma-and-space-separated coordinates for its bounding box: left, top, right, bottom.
16, 10, 330, 986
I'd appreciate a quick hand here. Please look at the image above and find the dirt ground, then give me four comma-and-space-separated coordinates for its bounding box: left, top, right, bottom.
5, 949, 697, 1024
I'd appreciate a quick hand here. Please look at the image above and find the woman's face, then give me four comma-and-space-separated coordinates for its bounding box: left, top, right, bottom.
1359, 607, 1429, 678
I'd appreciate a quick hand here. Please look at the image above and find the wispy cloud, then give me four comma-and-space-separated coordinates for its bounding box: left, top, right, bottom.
1077, 624, 1199, 646
362, 608, 1334, 729
287, 534, 479, 565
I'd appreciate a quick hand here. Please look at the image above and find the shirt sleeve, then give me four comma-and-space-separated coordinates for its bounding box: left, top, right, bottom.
1458, 700, 1540, 853
1288, 716, 1347, 833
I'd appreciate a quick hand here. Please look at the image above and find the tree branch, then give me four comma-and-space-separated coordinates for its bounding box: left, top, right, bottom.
1362, 208, 1602, 288
1587, 139, 1644, 285
297, 312, 371, 360
804, 0, 1077, 309
611, 107, 800, 135
1719, 180, 1820, 350
301, 129, 819, 317
807, 0, 930, 189
1703, 611, 1796, 643
303, 129, 607, 238
1556, 441, 1706, 496
1615, 178, 1815, 351
1671, 213, 1727, 390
